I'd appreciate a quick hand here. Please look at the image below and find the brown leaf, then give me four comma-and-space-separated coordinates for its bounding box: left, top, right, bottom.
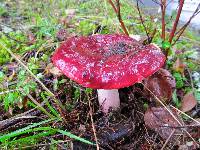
65, 9, 76, 16
8, 70, 15, 81
27, 32, 36, 45
22, 96, 29, 109
189, 118, 200, 139
178, 145, 188, 150
181, 92, 197, 112
59, 9, 76, 27
45, 63, 62, 76
56, 29, 68, 41
8, 106, 13, 116
17, 99, 23, 109
173, 58, 186, 74
144, 107, 182, 140
78, 124, 86, 132
144, 68, 176, 105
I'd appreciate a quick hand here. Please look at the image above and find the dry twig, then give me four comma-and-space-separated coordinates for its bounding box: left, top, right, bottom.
136, 0, 151, 43
161, 0, 166, 40
88, 99, 99, 150
107, 0, 129, 35
168, 0, 184, 43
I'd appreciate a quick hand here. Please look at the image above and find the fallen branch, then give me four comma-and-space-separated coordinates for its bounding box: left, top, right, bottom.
0, 109, 41, 131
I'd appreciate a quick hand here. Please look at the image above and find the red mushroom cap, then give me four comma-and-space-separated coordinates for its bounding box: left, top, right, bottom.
52, 34, 165, 89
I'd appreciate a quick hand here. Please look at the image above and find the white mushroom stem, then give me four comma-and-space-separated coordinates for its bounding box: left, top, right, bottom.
97, 89, 120, 113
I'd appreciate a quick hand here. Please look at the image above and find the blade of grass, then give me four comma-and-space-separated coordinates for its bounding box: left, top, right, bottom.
0, 118, 56, 142
1, 121, 94, 146
45, 99, 60, 118
41, 92, 60, 118
57, 129, 95, 145
4, 130, 56, 146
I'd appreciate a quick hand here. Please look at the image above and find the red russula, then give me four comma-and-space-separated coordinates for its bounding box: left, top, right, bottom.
52, 34, 165, 113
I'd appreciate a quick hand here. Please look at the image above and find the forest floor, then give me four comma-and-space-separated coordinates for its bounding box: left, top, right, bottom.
0, 0, 200, 149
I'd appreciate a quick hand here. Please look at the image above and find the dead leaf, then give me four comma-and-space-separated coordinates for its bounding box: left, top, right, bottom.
173, 58, 186, 74
45, 63, 62, 76
56, 29, 68, 41
178, 141, 199, 150
59, 9, 76, 27
23, 96, 29, 109
27, 32, 36, 45
144, 68, 176, 105
65, 9, 76, 16
189, 118, 200, 139
9, 106, 13, 115
178, 145, 188, 150
144, 107, 183, 140
181, 92, 197, 112
17, 99, 23, 109
8, 70, 15, 81
78, 124, 86, 132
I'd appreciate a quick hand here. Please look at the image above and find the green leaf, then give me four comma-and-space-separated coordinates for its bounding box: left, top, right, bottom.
187, 61, 197, 70
85, 88, 92, 95
0, 71, 5, 81
4, 92, 19, 110
74, 88, 81, 100
143, 103, 148, 110
78, 20, 96, 35
194, 91, 200, 104
23, 85, 30, 95
58, 79, 67, 84
172, 90, 181, 108
162, 41, 171, 49
18, 70, 26, 80
173, 72, 184, 88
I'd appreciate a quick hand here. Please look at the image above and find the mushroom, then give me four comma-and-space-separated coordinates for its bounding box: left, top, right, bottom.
52, 34, 165, 113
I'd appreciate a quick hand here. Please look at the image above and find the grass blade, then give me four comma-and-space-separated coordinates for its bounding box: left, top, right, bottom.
57, 129, 95, 145
0, 118, 56, 142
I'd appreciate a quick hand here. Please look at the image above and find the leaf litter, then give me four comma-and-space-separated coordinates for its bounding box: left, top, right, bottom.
144, 68, 176, 105
181, 92, 197, 112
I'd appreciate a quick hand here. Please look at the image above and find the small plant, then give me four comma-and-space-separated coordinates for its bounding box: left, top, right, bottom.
173, 72, 185, 89
0, 68, 37, 111
0, 3, 8, 17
